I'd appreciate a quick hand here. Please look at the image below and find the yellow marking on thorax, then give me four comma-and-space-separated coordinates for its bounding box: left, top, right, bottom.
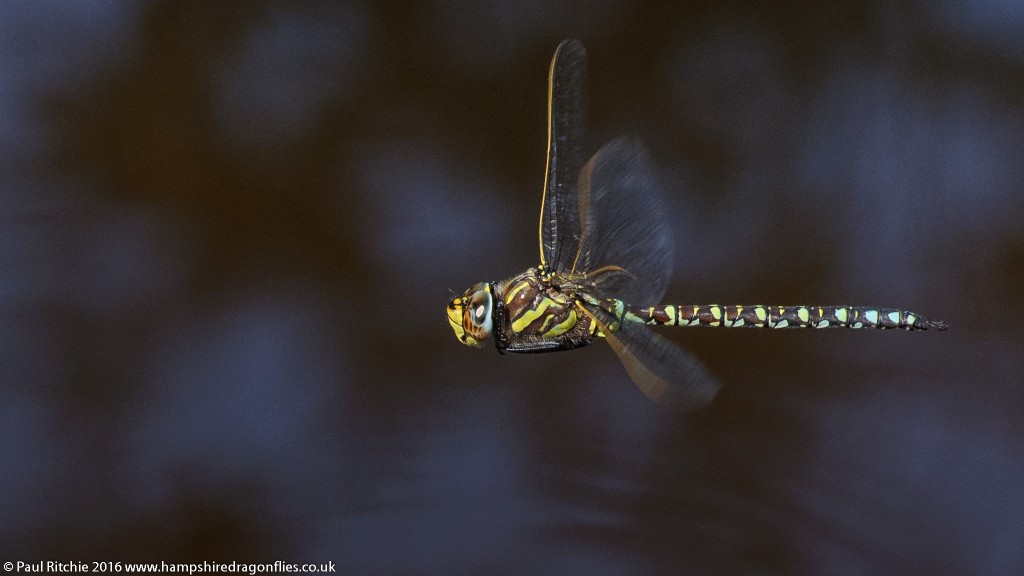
512, 298, 557, 333
797, 307, 809, 323
539, 313, 555, 333
754, 306, 767, 323
504, 280, 531, 305
544, 309, 578, 337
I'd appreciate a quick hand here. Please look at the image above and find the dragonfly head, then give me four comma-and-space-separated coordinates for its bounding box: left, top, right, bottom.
447, 282, 494, 347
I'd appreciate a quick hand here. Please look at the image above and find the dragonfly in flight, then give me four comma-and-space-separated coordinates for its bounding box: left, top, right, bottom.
446, 39, 947, 409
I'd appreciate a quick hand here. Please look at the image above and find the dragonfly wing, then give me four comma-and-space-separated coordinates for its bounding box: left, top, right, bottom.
538, 39, 588, 274
580, 303, 720, 410
580, 137, 674, 305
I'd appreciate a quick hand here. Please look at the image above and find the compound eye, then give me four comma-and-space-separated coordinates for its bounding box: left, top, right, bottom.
468, 290, 492, 327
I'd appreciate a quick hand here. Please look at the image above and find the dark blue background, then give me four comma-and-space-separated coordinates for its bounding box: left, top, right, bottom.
2, 1, 1022, 574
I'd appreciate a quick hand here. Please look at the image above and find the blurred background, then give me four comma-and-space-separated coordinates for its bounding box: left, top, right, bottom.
2, 1, 1022, 574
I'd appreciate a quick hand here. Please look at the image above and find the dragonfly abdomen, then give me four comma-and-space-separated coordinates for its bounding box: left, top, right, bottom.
616, 303, 947, 331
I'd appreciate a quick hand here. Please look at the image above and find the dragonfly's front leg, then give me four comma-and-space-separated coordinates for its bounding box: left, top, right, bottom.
502, 340, 572, 354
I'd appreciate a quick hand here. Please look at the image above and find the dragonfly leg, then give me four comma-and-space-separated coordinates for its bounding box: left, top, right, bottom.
502, 339, 583, 354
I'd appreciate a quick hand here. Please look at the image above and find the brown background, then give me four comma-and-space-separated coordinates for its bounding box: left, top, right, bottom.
2, 1, 1022, 574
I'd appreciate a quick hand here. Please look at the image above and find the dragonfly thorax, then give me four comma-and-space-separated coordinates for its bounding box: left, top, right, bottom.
447, 268, 598, 353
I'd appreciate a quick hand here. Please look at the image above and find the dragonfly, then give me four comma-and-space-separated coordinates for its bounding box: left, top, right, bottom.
446, 39, 948, 409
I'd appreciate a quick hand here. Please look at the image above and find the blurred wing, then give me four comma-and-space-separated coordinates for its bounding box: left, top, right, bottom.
579, 137, 674, 306
580, 303, 720, 410
538, 39, 588, 273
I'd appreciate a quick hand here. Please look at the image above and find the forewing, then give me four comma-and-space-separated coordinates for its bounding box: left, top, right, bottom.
538, 39, 588, 273
580, 137, 674, 306
580, 303, 720, 410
